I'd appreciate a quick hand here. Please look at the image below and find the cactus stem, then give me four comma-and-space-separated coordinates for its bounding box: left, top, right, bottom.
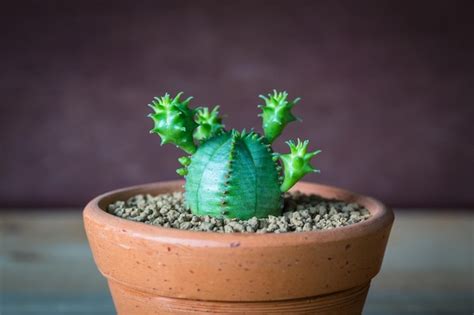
279, 139, 321, 192
148, 92, 198, 154
178, 156, 191, 166
176, 167, 188, 176
193, 105, 224, 142
258, 90, 300, 143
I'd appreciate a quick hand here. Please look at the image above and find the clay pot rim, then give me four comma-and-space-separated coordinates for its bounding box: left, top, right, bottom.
84, 180, 394, 248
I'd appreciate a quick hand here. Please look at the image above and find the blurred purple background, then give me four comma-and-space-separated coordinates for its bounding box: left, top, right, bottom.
1, 1, 473, 208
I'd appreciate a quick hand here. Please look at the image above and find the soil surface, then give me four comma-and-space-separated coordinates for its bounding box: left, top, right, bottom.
107, 192, 370, 233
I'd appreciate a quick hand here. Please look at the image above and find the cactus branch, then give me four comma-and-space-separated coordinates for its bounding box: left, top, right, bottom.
176, 168, 188, 176
258, 90, 300, 143
193, 105, 224, 142
178, 156, 191, 166
279, 139, 321, 192
176, 156, 191, 177
148, 92, 197, 154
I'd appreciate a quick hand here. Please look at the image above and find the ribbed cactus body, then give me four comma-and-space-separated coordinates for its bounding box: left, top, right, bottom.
185, 131, 282, 219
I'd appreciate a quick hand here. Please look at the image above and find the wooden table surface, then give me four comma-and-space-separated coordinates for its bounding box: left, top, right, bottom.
1, 210, 472, 315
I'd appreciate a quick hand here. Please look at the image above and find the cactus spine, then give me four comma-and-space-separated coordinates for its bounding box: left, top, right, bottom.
148, 91, 320, 219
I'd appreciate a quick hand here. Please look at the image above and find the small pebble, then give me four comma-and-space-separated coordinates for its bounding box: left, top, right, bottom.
106, 191, 371, 233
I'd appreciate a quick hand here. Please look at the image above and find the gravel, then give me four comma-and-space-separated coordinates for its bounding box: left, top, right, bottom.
106, 191, 370, 233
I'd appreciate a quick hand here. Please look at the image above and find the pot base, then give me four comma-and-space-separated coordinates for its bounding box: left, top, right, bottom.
109, 280, 370, 315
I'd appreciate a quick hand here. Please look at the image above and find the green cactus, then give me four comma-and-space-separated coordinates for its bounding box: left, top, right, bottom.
194, 106, 224, 142
258, 90, 300, 143
148, 91, 320, 219
279, 139, 321, 192
148, 92, 197, 154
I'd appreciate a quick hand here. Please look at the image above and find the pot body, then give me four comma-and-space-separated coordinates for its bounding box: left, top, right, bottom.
84, 181, 394, 314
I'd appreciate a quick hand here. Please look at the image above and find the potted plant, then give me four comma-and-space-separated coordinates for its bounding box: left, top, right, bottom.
84, 91, 394, 314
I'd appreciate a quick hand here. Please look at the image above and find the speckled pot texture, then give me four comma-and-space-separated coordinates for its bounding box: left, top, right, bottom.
84, 181, 394, 315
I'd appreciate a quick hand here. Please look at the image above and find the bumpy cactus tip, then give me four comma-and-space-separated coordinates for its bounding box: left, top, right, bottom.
147, 90, 320, 219
279, 139, 321, 192
258, 90, 300, 143
148, 92, 197, 154
194, 106, 224, 141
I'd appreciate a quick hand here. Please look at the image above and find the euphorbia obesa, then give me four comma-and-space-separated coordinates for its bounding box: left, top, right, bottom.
148, 90, 321, 219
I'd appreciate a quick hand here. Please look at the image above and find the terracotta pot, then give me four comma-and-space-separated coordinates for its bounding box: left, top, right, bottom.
84, 181, 394, 314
